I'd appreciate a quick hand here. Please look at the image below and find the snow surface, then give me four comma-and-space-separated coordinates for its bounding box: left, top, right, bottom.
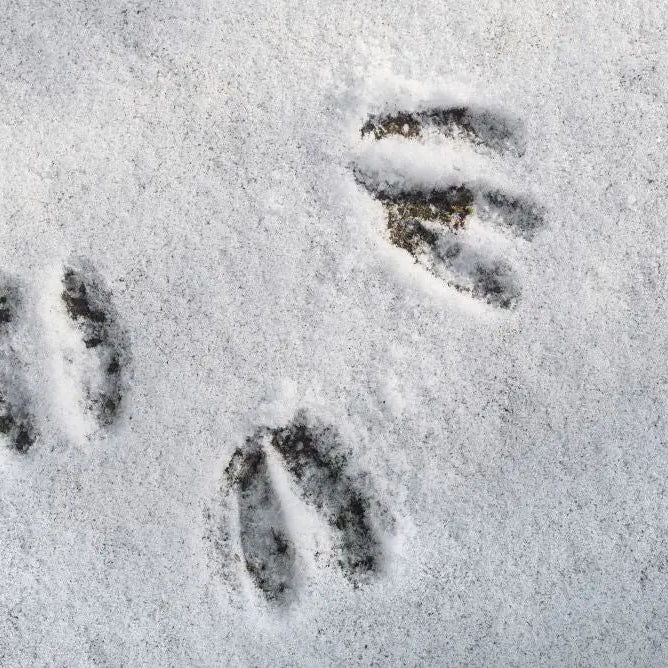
1, 0, 667, 665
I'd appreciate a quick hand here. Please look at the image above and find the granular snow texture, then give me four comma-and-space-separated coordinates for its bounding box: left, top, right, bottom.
0, 1, 666, 665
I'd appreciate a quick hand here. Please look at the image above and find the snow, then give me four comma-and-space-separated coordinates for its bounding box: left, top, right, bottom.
0, 0, 667, 665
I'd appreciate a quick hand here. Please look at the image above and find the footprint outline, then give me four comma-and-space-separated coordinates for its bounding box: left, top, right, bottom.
223, 411, 392, 605
352, 103, 545, 308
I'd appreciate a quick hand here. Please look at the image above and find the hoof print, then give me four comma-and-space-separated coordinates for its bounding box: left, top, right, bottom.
0, 285, 37, 453
354, 103, 545, 308
0, 397, 36, 453
0, 263, 132, 453
227, 443, 296, 604
0, 293, 14, 324
221, 413, 391, 604
361, 107, 524, 154
61, 263, 129, 426
270, 416, 385, 582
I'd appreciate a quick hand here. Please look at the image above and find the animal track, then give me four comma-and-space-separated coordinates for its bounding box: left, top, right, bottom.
222, 411, 391, 605
0, 261, 129, 453
0, 283, 37, 452
61, 263, 129, 426
270, 416, 386, 578
360, 107, 524, 155
226, 440, 297, 603
354, 104, 545, 308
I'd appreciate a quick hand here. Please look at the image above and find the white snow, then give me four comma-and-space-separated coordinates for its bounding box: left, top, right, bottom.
0, 0, 667, 665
